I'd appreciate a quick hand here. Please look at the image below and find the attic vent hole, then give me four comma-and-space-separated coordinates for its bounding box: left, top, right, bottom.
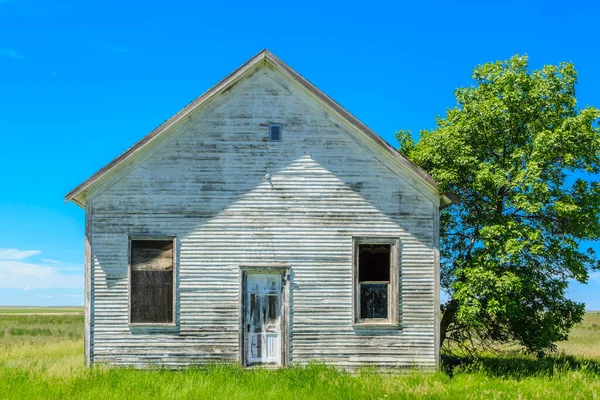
269, 124, 282, 142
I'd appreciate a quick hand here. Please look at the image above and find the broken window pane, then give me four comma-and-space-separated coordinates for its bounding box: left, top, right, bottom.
130, 239, 174, 324
359, 244, 390, 282
360, 283, 388, 319
251, 294, 261, 329
267, 295, 278, 325
358, 243, 391, 320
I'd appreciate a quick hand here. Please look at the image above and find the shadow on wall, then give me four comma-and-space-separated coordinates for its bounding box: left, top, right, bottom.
92, 152, 434, 334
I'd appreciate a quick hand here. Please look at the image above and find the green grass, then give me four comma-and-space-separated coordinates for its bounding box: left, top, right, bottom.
1, 310, 599, 399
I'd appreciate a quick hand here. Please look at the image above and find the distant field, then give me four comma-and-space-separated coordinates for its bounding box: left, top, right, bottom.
0, 307, 83, 315
557, 311, 600, 358
0, 310, 599, 399
0, 313, 83, 346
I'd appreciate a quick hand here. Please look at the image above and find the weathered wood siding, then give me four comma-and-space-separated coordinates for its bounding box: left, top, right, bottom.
87, 62, 439, 369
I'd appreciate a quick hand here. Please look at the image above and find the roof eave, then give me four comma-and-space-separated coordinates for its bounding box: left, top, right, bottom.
440, 192, 461, 209
64, 49, 271, 205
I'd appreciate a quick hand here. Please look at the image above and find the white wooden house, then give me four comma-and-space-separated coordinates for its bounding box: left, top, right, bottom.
66, 50, 451, 369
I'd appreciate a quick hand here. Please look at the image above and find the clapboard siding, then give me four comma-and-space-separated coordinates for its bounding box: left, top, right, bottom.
88, 65, 438, 369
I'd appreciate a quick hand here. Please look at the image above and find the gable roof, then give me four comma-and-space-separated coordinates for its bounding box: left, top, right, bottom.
65, 49, 438, 208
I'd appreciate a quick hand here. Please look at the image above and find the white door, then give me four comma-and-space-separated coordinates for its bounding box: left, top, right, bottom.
245, 274, 282, 366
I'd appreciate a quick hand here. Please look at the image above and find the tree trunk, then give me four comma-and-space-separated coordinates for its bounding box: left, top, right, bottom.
440, 298, 458, 349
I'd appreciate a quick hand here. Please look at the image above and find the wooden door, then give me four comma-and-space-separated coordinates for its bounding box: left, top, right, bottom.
244, 273, 282, 366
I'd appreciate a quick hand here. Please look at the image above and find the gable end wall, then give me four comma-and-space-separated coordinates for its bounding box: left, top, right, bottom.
86, 66, 439, 369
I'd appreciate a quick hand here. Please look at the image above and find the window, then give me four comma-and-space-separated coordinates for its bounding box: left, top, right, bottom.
269, 124, 282, 142
353, 237, 399, 326
129, 238, 175, 324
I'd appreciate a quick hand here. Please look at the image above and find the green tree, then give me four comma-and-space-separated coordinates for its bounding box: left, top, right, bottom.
398, 55, 600, 354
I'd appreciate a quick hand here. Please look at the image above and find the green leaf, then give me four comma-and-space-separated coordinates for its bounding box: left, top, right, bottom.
400, 54, 600, 354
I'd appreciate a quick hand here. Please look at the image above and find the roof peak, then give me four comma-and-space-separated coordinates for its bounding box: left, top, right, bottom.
65, 50, 436, 207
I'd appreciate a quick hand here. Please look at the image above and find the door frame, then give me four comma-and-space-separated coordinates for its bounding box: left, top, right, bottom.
239, 264, 290, 367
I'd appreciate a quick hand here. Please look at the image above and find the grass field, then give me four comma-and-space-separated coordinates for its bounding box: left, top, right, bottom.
557, 311, 600, 358
0, 307, 83, 314
1, 308, 599, 399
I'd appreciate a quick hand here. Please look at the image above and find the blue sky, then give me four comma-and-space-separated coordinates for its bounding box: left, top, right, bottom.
0, 0, 599, 307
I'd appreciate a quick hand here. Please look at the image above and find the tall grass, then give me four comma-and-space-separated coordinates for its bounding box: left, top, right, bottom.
556, 312, 600, 358
1, 311, 600, 399
3, 358, 600, 399
0, 314, 83, 345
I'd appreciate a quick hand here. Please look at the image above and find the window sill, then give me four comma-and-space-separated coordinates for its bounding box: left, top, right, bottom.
353, 322, 402, 330
128, 322, 177, 328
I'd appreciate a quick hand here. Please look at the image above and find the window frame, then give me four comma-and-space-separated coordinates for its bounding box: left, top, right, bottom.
128, 236, 177, 327
352, 236, 400, 328
268, 123, 282, 142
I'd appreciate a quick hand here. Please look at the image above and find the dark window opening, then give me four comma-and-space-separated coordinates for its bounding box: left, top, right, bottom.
359, 244, 390, 281
268, 295, 278, 324
360, 283, 388, 319
130, 239, 174, 324
269, 124, 282, 141
358, 244, 390, 320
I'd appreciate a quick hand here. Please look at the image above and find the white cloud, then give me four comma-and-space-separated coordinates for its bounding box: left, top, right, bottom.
41, 258, 61, 264
0, 248, 41, 260
0, 48, 23, 59
0, 260, 83, 289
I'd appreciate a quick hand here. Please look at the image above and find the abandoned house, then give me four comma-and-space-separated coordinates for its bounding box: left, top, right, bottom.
65, 49, 451, 369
